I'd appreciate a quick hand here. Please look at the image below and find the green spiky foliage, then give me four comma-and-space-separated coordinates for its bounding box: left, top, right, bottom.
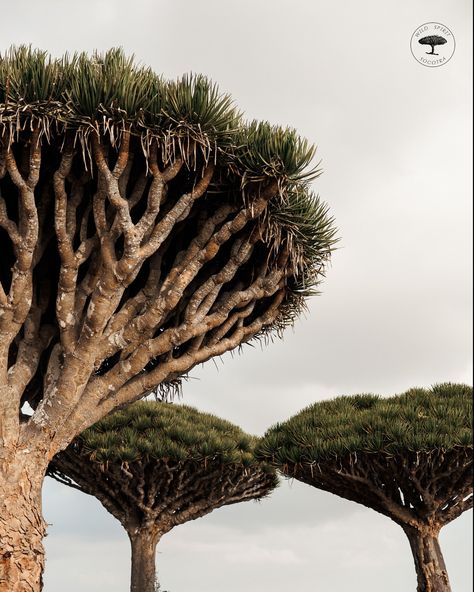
0, 45, 337, 420
48, 401, 278, 592
60, 400, 270, 466
257, 384, 473, 592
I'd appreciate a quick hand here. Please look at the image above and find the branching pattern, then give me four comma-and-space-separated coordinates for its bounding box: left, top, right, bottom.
0, 131, 298, 454
50, 455, 275, 533
257, 385, 473, 592
0, 48, 337, 467
285, 448, 473, 532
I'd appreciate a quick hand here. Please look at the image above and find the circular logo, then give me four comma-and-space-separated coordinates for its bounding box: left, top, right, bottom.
410, 22, 455, 67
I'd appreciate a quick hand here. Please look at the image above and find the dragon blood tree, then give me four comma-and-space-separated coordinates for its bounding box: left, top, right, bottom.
257, 384, 473, 592
48, 401, 278, 592
0, 46, 336, 590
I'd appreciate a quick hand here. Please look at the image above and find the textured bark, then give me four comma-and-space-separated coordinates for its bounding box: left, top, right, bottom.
1, 133, 290, 453
128, 528, 161, 592
403, 527, 451, 592
0, 452, 47, 592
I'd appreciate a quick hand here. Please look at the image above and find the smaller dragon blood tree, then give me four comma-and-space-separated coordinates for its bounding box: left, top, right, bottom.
257, 383, 473, 592
419, 35, 447, 55
48, 401, 278, 592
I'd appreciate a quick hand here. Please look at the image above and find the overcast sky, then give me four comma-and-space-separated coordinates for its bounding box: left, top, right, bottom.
2, 1, 472, 591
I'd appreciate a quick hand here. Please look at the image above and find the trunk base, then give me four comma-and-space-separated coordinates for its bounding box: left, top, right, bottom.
0, 458, 46, 592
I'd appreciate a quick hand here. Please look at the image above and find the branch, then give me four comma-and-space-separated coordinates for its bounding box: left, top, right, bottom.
93, 264, 285, 405
7, 300, 54, 399
439, 493, 473, 525
0, 191, 20, 248
54, 146, 79, 351
0, 133, 42, 442
104, 183, 277, 360
296, 457, 422, 528
137, 163, 215, 261
62, 288, 285, 437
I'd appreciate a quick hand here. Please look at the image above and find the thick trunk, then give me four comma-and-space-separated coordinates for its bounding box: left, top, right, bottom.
403, 526, 451, 592
0, 453, 46, 592
128, 528, 161, 592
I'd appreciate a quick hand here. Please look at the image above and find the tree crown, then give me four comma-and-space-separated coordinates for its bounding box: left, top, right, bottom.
0, 45, 337, 310
257, 384, 473, 465
0, 46, 337, 448
0, 46, 319, 183
68, 400, 266, 467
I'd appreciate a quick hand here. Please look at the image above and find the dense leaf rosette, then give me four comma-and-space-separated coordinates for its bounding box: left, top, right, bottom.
69, 400, 270, 467
257, 384, 472, 465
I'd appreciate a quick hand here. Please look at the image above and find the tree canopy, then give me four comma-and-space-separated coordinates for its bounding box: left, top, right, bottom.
418, 36, 447, 48
54, 399, 272, 467
48, 401, 278, 531
0, 46, 337, 437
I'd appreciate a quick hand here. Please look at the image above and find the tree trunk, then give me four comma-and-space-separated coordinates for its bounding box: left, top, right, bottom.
403, 526, 451, 592
0, 453, 47, 592
128, 528, 161, 592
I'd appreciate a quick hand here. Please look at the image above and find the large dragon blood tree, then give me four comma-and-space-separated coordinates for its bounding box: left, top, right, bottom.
0, 46, 336, 591
48, 401, 278, 592
257, 383, 473, 592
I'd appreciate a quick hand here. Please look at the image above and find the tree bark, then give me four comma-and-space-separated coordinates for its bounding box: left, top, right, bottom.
128, 528, 161, 592
403, 526, 451, 592
0, 453, 46, 592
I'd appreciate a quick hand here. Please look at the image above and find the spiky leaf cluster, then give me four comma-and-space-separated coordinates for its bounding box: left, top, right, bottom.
0, 47, 319, 184
70, 401, 267, 468
233, 121, 321, 185
257, 384, 473, 466
0, 45, 337, 305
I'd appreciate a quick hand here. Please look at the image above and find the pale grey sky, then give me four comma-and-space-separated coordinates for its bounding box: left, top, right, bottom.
2, 1, 472, 591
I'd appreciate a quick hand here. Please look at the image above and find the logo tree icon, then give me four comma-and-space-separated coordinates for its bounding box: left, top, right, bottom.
418, 35, 447, 55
